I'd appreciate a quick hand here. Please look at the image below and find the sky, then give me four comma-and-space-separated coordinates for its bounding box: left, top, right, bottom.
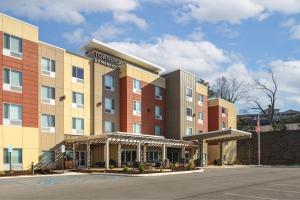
1, 0, 300, 113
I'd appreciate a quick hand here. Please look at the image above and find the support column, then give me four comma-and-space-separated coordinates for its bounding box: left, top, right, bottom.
181, 146, 186, 164
73, 142, 76, 169
198, 142, 203, 167
117, 143, 122, 168
137, 142, 141, 162
86, 141, 90, 169
143, 144, 147, 162
162, 144, 166, 162
219, 142, 223, 166
104, 139, 110, 170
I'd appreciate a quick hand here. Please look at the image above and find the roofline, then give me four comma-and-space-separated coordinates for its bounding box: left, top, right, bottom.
81, 39, 166, 73
39, 41, 65, 51
163, 68, 207, 84
0, 12, 39, 29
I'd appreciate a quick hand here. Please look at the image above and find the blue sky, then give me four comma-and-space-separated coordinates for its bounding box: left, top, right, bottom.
1, 0, 300, 113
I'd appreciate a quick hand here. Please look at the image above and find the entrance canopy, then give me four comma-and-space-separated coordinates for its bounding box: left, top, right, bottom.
183, 128, 252, 144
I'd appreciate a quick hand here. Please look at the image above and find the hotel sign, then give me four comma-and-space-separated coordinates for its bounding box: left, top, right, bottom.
91, 50, 125, 69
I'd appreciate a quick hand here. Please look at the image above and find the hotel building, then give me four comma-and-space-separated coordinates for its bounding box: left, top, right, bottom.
0, 13, 251, 171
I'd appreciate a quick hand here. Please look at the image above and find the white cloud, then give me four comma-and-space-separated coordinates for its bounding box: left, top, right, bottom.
113, 12, 148, 29
0, 0, 139, 25
91, 24, 123, 41
63, 29, 90, 44
217, 25, 239, 39
281, 18, 300, 40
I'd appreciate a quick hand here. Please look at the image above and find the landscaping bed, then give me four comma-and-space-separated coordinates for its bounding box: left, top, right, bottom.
0, 169, 57, 177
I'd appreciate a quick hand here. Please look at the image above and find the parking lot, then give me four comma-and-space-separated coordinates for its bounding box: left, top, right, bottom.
0, 166, 299, 199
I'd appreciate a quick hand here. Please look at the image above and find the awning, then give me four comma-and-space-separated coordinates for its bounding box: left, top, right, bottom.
183, 129, 252, 144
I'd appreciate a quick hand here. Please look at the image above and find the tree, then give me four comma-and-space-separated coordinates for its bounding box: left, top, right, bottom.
198, 79, 215, 98
251, 70, 277, 125
212, 76, 246, 103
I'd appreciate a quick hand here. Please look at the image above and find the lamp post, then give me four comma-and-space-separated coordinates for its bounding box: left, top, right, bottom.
256, 114, 261, 166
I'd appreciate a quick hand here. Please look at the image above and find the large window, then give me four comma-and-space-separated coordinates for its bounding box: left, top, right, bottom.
133, 123, 141, 134
133, 101, 141, 116
186, 107, 193, 121
3, 103, 22, 126
41, 86, 55, 105
72, 118, 84, 135
133, 79, 141, 94
3, 33, 22, 58
186, 87, 192, 102
104, 75, 115, 91
186, 127, 193, 136
121, 149, 136, 163
147, 150, 162, 162
41, 114, 55, 132
3, 68, 22, 92
155, 86, 162, 100
155, 106, 162, 120
198, 94, 204, 106
40, 151, 55, 164
72, 66, 84, 83
198, 112, 203, 124
104, 98, 115, 114
4, 148, 22, 164
72, 92, 84, 108
222, 122, 226, 130
155, 125, 161, 136
104, 121, 115, 133
41, 58, 55, 77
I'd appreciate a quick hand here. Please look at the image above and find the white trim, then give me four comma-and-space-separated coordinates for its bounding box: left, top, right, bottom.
39, 41, 65, 51
0, 12, 39, 29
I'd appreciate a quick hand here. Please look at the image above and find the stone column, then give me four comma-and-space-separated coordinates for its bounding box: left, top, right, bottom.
198, 142, 203, 167
137, 142, 141, 162
162, 144, 166, 162
181, 146, 186, 164
86, 141, 90, 169
117, 143, 122, 168
104, 139, 110, 170
73, 142, 76, 169
143, 144, 147, 162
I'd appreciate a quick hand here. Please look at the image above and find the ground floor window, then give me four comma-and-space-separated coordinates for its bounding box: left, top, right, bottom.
167, 151, 179, 163
40, 151, 55, 164
147, 150, 162, 162
3, 148, 22, 164
121, 149, 136, 163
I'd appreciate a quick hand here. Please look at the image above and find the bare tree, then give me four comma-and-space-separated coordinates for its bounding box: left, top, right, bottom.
251, 70, 278, 124
213, 76, 246, 103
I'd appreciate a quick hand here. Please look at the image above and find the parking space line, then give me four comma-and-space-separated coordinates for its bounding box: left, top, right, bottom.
252, 187, 300, 194
224, 192, 279, 200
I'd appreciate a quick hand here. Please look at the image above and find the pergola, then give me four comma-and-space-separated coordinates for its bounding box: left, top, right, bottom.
64, 132, 198, 169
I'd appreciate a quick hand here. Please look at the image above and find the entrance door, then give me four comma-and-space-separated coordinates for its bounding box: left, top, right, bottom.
76, 151, 86, 168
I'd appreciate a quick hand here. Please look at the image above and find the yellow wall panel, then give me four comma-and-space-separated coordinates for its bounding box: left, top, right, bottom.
2, 126, 23, 148
22, 23, 38, 43
0, 150, 3, 171
2, 15, 22, 38
23, 149, 39, 170
0, 125, 3, 147
22, 127, 39, 149
196, 83, 208, 96
41, 133, 56, 150
0, 15, 2, 31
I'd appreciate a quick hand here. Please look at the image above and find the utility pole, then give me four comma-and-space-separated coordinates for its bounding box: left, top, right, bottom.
256, 114, 261, 166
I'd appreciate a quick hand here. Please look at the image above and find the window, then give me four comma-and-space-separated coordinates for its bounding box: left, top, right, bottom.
186, 107, 193, 121
147, 150, 162, 162
186, 127, 193, 136
72, 92, 84, 108
41, 86, 55, 105
198, 94, 204, 106
155, 126, 161, 136
104, 121, 115, 133
104, 75, 114, 91
3, 33, 22, 58
41, 58, 55, 77
155, 106, 162, 120
133, 79, 141, 94
41, 114, 55, 132
186, 87, 192, 102
3, 68, 22, 92
133, 123, 141, 134
198, 112, 203, 124
222, 107, 226, 117
72, 118, 84, 135
121, 149, 137, 163
155, 86, 162, 100
4, 148, 22, 164
133, 101, 141, 116
3, 103, 22, 126
222, 122, 226, 130
40, 151, 55, 164
72, 66, 84, 83
105, 98, 115, 114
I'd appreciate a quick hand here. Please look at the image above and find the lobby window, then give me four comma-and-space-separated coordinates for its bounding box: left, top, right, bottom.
3, 33, 22, 59
155, 125, 161, 136
41, 114, 55, 133
155, 106, 162, 120
121, 149, 137, 163
72, 117, 84, 135
222, 122, 226, 130
72, 92, 84, 109
104, 121, 115, 133
186, 127, 193, 136
104, 75, 115, 91
155, 86, 162, 100
133, 123, 141, 134
186, 107, 193, 121
198, 112, 203, 124
4, 148, 22, 164
41, 57, 55, 77
186, 87, 193, 102
72, 66, 84, 83
3, 103, 22, 126
3, 68, 22, 93
222, 107, 226, 117
41, 86, 55, 105
40, 151, 55, 164
105, 98, 115, 114
198, 94, 204, 106
133, 101, 141, 116
147, 150, 162, 162
133, 79, 141, 94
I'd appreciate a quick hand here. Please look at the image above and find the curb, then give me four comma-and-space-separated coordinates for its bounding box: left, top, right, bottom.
92, 169, 204, 177
0, 172, 87, 180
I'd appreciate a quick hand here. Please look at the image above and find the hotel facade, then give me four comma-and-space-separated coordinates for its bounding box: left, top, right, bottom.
0, 13, 251, 171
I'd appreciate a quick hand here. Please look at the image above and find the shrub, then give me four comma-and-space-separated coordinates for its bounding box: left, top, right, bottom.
109, 165, 114, 170
170, 163, 176, 171
123, 165, 129, 172
187, 162, 195, 170
138, 164, 145, 173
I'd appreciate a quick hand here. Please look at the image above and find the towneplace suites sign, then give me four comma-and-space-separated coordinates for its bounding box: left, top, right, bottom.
90, 50, 125, 69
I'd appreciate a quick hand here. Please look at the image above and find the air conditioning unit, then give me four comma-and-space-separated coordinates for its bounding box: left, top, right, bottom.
3, 49, 22, 59
186, 96, 193, 102
72, 77, 84, 83
156, 115, 162, 120
198, 119, 204, 124
72, 129, 84, 135
42, 98, 55, 105
72, 103, 84, 109
3, 84, 22, 92
4, 119, 22, 126
198, 101, 203, 106
42, 70, 55, 78
133, 110, 141, 116
105, 109, 115, 114
133, 88, 141, 94
222, 113, 226, 117
186, 116, 193, 121
155, 95, 162, 100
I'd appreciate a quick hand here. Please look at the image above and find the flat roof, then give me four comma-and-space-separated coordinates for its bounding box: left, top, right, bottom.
81, 39, 166, 74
